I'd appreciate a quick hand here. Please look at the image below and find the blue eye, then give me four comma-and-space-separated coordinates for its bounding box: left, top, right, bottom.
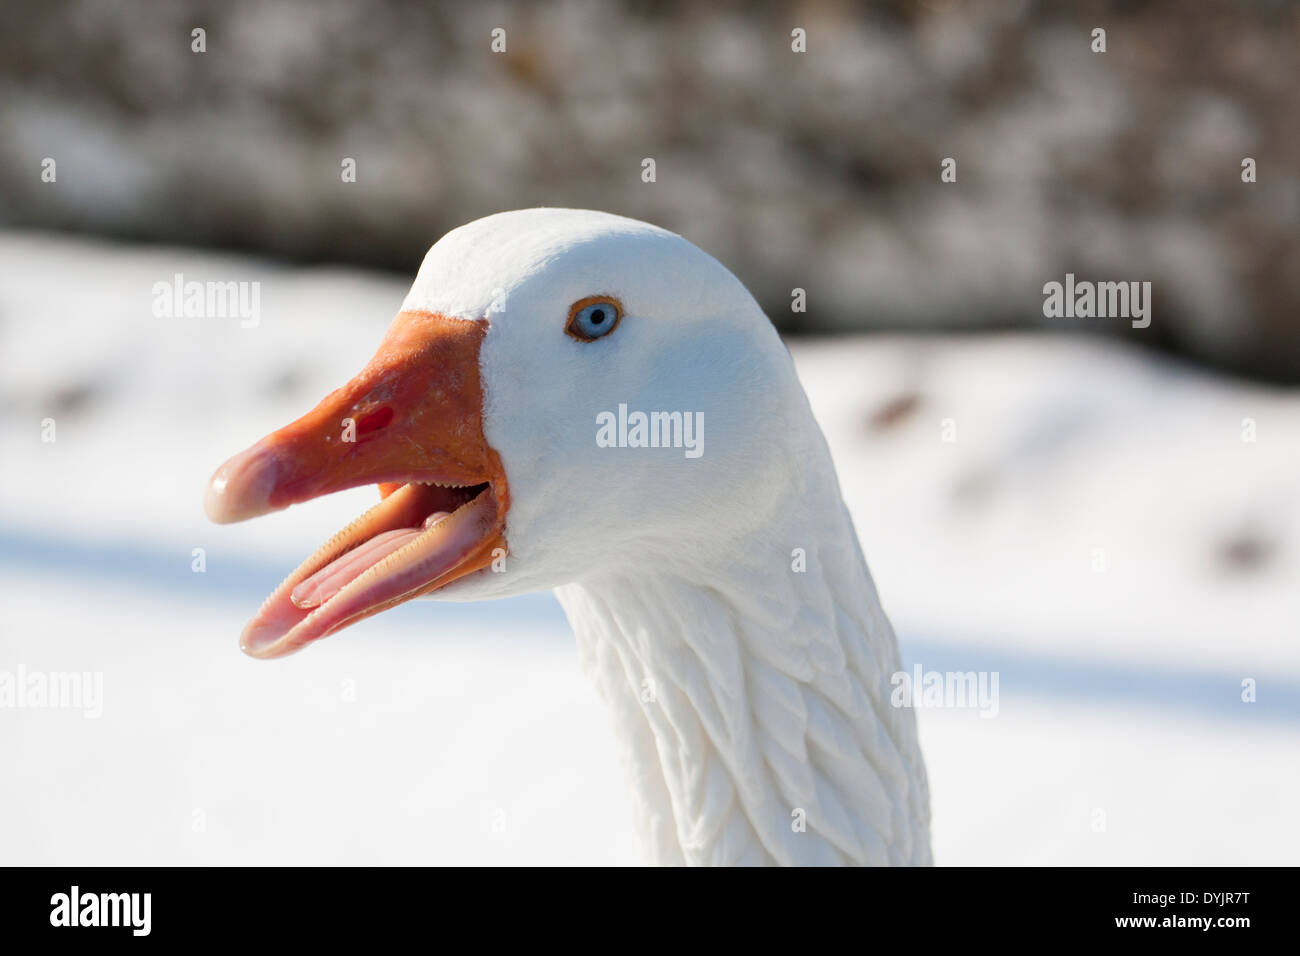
566, 297, 623, 341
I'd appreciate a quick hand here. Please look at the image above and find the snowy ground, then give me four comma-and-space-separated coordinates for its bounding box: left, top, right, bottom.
1, 231, 1296, 865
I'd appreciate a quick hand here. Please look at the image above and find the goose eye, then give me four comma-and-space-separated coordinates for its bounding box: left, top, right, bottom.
565, 296, 623, 342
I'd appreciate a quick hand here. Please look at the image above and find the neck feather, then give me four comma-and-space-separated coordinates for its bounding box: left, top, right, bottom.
555, 494, 932, 866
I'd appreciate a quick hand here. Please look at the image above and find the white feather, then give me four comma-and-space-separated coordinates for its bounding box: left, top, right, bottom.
404, 208, 931, 865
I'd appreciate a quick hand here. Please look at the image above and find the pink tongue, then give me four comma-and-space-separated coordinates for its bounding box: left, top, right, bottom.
291, 512, 451, 609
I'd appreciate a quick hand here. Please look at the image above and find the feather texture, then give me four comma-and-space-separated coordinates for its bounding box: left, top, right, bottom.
393, 207, 931, 865
556, 467, 931, 866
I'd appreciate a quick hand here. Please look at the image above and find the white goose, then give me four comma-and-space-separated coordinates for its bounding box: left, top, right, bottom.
204, 208, 931, 866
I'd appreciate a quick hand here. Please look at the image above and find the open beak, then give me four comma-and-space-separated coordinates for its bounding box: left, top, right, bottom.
204, 310, 508, 660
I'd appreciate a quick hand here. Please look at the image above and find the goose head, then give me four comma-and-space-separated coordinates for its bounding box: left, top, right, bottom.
205, 208, 803, 659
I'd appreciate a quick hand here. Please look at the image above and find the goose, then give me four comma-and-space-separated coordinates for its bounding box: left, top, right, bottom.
204, 208, 931, 866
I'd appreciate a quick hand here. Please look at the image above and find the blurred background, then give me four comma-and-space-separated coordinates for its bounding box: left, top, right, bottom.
1, 0, 1297, 865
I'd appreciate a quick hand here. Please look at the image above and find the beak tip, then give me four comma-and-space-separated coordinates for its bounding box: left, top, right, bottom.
238, 627, 274, 659
204, 443, 281, 524
239, 617, 302, 660
202, 474, 234, 524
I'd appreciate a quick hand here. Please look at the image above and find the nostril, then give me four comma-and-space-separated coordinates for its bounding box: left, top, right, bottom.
356, 407, 394, 436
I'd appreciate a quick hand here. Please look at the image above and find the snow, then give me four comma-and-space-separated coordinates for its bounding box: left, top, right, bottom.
1, 230, 1296, 864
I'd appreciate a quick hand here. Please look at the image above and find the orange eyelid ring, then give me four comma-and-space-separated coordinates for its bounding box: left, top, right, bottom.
564, 294, 624, 342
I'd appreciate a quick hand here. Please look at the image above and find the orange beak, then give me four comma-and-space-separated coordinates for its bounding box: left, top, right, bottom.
204, 310, 509, 659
